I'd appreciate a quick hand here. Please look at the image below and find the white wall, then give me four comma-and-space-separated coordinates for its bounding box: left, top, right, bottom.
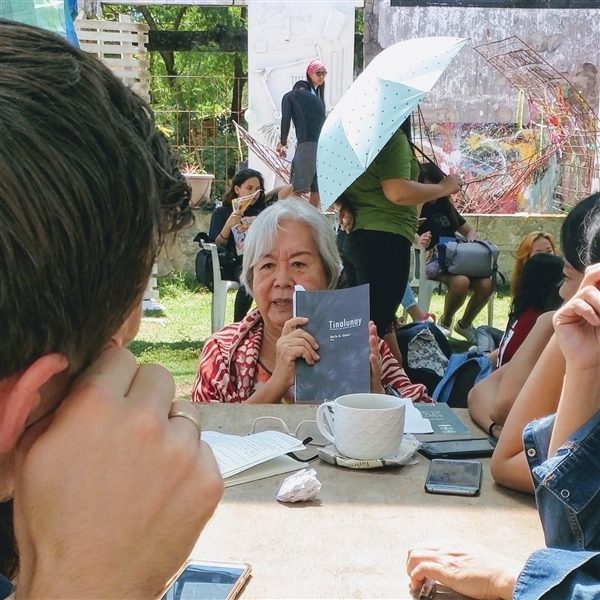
246, 0, 356, 181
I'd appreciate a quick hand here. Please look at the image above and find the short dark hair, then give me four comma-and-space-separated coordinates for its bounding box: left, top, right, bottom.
0, 20, 191, 379
561, 192, 600, 272
509, 253, 564, 321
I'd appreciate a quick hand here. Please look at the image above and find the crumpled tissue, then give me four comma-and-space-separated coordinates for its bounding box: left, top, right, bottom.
276, 468, 321, 503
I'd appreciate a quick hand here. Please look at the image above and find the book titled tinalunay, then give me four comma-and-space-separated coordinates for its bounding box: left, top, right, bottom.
293, 284, 370, 403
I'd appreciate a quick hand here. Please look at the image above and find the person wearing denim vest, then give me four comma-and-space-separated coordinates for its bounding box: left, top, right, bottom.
406, 199, 600, 600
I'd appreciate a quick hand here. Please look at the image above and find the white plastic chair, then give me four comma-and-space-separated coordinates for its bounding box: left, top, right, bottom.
412, 246, 494, 327
202, 242, 239, 333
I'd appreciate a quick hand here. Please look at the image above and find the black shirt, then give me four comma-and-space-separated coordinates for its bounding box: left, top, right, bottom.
417, 198, 466, 249
280, 81, 326, 146
209, 202, 266, 260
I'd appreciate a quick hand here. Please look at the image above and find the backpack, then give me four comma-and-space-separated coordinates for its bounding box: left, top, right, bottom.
193, 232, 237, 293
432, 350, 493, 408
396, 321, 453, 395
427, 239, 499, 283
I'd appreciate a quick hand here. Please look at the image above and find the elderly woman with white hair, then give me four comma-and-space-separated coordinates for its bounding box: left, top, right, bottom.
192, 199, 431, 404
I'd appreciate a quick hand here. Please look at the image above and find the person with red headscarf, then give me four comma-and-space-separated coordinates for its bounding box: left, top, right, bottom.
276, 59, 328, 208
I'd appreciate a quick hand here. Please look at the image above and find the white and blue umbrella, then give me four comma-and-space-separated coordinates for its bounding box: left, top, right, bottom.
317, 37, 468, 209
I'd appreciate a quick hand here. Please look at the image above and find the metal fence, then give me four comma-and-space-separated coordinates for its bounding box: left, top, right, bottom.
151, 75, 248, 200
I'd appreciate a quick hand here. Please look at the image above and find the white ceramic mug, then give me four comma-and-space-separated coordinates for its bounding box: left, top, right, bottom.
316, 393, 406, 460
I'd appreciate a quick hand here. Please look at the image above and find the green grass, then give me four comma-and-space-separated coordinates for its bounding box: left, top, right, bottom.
132, 273, 512, 399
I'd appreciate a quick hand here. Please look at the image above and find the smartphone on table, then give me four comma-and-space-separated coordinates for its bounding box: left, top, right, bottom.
424, 459, 482, 496
418, 437, 496, 460
159, 560, 252, 600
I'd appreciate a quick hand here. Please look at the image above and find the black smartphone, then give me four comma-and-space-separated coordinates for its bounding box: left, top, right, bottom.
418, 437, 496, 460
424, 459, 483, 496
159, 560, 252, 600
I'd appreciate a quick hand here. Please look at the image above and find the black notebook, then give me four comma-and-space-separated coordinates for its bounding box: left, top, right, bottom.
293, 284, 370, 403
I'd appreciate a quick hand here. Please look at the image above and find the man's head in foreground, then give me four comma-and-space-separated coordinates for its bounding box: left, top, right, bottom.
0, 21, 223, 598
0, 18, 192, 464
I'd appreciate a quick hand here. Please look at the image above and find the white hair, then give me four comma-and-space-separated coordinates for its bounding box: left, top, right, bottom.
241, 198, 341, 295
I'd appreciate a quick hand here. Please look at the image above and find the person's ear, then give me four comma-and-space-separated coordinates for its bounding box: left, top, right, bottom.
0, 354, 68, 453
108, 302, 143, 348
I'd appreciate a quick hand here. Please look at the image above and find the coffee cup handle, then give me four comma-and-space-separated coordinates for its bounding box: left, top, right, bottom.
316, 402, 336, 444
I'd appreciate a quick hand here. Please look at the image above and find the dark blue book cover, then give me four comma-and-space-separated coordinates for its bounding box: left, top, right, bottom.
293, 284, 370, 403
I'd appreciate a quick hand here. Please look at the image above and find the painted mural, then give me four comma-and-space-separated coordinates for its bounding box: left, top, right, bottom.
419, 123, 561, 214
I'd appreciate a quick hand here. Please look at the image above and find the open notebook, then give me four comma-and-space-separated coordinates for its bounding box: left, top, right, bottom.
202, 430, 308, 488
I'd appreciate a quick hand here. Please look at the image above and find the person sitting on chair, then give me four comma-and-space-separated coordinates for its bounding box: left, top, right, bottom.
210, 168, 292, 322
417, 162, 493, 344
193, 199, 432, 404
407, 207, 600, 600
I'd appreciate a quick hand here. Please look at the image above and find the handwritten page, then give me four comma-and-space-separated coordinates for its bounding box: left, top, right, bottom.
202, 430, 305, 478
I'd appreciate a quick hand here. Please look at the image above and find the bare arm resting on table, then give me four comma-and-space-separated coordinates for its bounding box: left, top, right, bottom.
467, 312, 555, 436
490, 334, 566, 493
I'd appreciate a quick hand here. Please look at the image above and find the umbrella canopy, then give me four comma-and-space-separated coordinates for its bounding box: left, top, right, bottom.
317, 36, 468, 209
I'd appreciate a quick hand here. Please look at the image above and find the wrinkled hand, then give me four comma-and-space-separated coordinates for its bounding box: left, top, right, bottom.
417, 232, 431, 248
338, 204, 355, 233
368, 321, 385, 394
270, 317, 320, 394
276, 143, 287, 159
406, 539, 523, 600
13, 347, 223, 600
439, 174, 464, 196
553, 263, 600, 372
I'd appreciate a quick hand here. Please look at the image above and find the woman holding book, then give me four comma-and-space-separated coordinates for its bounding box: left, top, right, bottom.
193, 199, 431, 404
210, 168, 292, 321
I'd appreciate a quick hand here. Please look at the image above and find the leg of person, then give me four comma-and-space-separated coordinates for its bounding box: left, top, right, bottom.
234, 287, 254, 322
290, 142, 316, 202
456, 277, 494, 341
346, 229, 411, 362
437, 273, 470, 330
309, 170, 320, 209
402, 284, 427, 322
337, 229, 357, 288
233, 262, 253, 322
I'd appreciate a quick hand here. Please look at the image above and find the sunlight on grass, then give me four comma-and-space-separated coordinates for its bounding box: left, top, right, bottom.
132, 274, 511, 399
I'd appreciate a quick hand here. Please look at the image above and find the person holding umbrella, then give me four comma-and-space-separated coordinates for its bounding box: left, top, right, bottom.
336, 117, 463, 358
317, 37, 468, 359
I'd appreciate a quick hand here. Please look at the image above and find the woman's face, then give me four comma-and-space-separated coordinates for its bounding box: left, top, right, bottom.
529, 237, 555, 257
252, 220, 328, 331
234, 176, 261, 204
308, 69, 327, 89
559, 260, 584, 301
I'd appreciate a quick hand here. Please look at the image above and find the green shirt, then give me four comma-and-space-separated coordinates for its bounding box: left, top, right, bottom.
345, 129, 419, 242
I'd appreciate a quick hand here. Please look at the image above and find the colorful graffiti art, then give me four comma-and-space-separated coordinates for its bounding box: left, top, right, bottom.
419, 122, 560, 214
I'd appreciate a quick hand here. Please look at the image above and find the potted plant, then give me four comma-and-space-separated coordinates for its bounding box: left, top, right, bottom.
181, 162, 214, 209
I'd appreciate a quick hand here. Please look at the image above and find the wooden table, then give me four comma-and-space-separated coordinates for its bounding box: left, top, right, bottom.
191, 404, 544, 599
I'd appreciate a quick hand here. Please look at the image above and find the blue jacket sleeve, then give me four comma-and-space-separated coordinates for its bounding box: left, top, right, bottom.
515, 549, 600, 600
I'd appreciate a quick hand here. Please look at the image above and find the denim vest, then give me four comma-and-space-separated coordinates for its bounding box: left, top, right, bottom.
513, 411, 600, 599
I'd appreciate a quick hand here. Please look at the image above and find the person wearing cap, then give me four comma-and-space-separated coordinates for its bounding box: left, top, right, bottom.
276, 60, 328, 208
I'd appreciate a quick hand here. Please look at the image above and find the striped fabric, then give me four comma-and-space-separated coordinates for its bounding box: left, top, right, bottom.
192, 309, 432, 404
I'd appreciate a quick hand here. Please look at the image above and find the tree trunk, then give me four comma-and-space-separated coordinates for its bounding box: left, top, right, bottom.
231, 54, 247, 125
